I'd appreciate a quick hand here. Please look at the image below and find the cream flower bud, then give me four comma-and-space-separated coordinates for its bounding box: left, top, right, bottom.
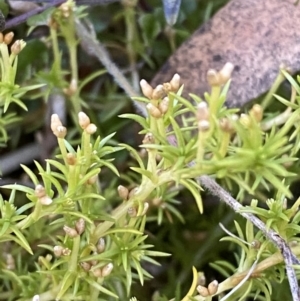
51, 114, 62, 132
146, 103, 162, 118
101, 263, 113, 277
129, 187, 139, 197
158, 97, 169, 114
6, 254, 15, 270
62, 248, 71, 256
92, 267, 102, 277
239, 114, 251, 128
55, 126, 67, 138
207, 280, 218, 295
11, 40, 26, 55
219, 62, 234, 84
250, 104, 263, 122
141, 202, 149, 215
142, 133, 155, 144
128, 207, 137, 217
152, 84, 165, 100
170, 73, 181, 92
4, 32, 14, 45
198, 120, 210, 132
35, 184, 46, 198
69, 79, 77, 95
53, 245, 64, 257
196, 285, 209, 297
96, 238, 106, 253
117, 185, 129, 200
219, 118, 234, 133
39, 195, 53, 206
207, 69, 221, 86
87, 174, 98, 185
66, 153, 76, 165
75, 218, 85, 235
80, 261, 91, 271
196, 102, 209, 121
63, 225, 78, 238
163, 82, 172, 93
250, 240, 261, 249
140, 79, 153, 99
78, 112, 90, 129
85, 123, 97, 135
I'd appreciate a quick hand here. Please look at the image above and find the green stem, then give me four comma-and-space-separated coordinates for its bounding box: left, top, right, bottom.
69, 235, 81, 271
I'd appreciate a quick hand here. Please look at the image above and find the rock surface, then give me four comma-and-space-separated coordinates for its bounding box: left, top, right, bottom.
152, 0, 300, 107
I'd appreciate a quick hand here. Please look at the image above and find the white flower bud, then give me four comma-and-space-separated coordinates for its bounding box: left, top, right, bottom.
207, 280, 218, 295
169, 73, 181, 92
140, 79, 153, 99
101, 263, 113, 277
78, 112, 90, 129
63, 225, 78, 238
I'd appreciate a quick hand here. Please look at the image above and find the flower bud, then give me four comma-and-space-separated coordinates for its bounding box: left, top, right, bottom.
87, 175, 98, 185
141, 202, 149, 215
78, 112, 90, 129
129, 187, 139, 197
11, 40, 26, 55
35, 184, 46, 198
196, 102, 209, 121
250, 104, 263, 122
63, 225, 78, 238
158, 97, 169, 114
196, 285, 209, 297
39, 196, 53, 206
219, 62, 234, 84
96, 238, 105, 253
118, 185, 129, 200
128, 206, 137, 217
163, 82, 172, 93
207, 69, 221, 86
152, 84, 165, 100
51, 114, 62, 132
55, 126, 67, 138
146, 103, 162, 118
4, 32, 14, 45
207, 280, 218, 295
6, 254, 15, 270
0, 33, 3, 43
80, 261, 91, 271
101, 263, 113, 277
68, 79, 77, 95
140, 79, 153, 99
250, 240, 261, 249
92, 267, 102, 277
66, 153, 76, 165
85, 123, 97, 135
219, 118, 234, 133
75, 218, 85, 235
198, 120, 210, 132
239, 114, 251, 128
169, 73, 181, 92
62, 248, 71, 256
142, 133, 155, 144
152, 197, 162, 206
53, 245, 64, 257
197, 272, 206, 286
